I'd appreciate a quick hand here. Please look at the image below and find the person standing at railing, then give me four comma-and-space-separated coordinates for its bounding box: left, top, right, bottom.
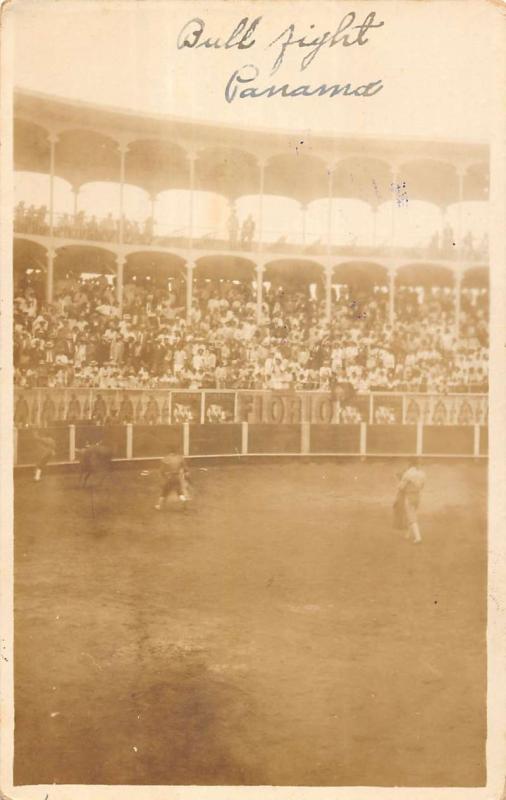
14, 201, 25, 230
88, 215, 100, 240
228, 207, 239, 247
74, 210, 85, 239
143, 216, 154, 244
240, 214, 255, 249
35, 204, 48, 234
57, 212, 71, 237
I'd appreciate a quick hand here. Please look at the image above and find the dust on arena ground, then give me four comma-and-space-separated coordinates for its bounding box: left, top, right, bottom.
13, 459, 486, 787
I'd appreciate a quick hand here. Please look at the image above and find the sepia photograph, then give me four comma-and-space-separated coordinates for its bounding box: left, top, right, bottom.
1, 0, 505, 797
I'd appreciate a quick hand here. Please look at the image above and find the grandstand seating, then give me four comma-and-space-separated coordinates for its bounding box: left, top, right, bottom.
13, 90, 489, 410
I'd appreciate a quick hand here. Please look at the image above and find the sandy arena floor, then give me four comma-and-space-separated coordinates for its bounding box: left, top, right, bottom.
14, 459, 487, 786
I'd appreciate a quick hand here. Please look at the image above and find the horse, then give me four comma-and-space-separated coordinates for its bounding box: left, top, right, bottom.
78, 443, 113, 487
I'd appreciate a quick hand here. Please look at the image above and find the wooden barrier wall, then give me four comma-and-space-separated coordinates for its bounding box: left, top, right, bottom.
14, 422, 488, 466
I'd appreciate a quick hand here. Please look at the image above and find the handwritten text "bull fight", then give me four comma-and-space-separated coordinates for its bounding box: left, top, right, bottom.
176, 12, 385, 103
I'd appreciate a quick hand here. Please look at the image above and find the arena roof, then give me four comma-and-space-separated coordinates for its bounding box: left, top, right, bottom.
14, 88, 489, 207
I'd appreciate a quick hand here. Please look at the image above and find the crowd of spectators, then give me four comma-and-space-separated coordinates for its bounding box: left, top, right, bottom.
13, 268, 489, 398
15, 203, 155, 245
427, 224, 488, 261
15, 203, 488, 262
227, 208, 256, 250
15, 203, 49, 235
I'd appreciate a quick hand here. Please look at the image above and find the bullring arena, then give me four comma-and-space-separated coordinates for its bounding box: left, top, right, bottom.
13, 89, 488, 786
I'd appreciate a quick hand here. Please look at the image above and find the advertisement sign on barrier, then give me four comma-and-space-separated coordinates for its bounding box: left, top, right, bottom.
404, 394, 488, 425
237, 393, 340, 424
371, 394, 403, 424
203, 392, 236, 423
171, 392, 203, 423
13, 388, 488, 427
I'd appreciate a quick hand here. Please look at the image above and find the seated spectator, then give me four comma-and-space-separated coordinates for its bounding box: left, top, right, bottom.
12, 268, 489, 398
206, 404, 227, 423
374, 405, 397, 424
341, 405, 362, 424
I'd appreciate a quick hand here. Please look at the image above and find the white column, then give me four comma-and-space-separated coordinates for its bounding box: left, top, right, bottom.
241, 421, 248, 455
118, 143, 129, 244
126, 423, 133, 459
255, 264, 264, 324
456, 166, 466, 258
188, 153, 197, 248
186, 260, 195, 323
48, 133, 58, 237
360, 422, 367, 455
47, 134, 58, 304
149, 193, 157, 241
390, 165, 399, 254
168, 391, 173, 425
69, 425, 76, 461
455, 271, 462, 338
301, 203, 307, 245
257, 158, 266, 252
183, 422, 190, 456
72, 186, 79, 218
46, 247, 55, 304
388, 269, 396, 325
324, 266, 332, 323
416, 422, 423, 455
326, 166, 334, 254
116, 253, 126, 309
324, 167, 334, 324
301, 421, 310, 454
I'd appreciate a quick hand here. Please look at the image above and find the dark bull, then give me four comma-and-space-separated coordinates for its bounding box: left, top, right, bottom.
79, 443, 113, 487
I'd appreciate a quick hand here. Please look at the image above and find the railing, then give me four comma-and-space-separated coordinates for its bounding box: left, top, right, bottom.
13, 421, 488, 467
14, 388, 489, 428
13, 216, 488, 263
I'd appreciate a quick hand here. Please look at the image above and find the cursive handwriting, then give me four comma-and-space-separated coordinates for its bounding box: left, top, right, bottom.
225, 64, 383, 103
177, 17, 261, 51
268, 13, 384, 74
176, 12, 386, 102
